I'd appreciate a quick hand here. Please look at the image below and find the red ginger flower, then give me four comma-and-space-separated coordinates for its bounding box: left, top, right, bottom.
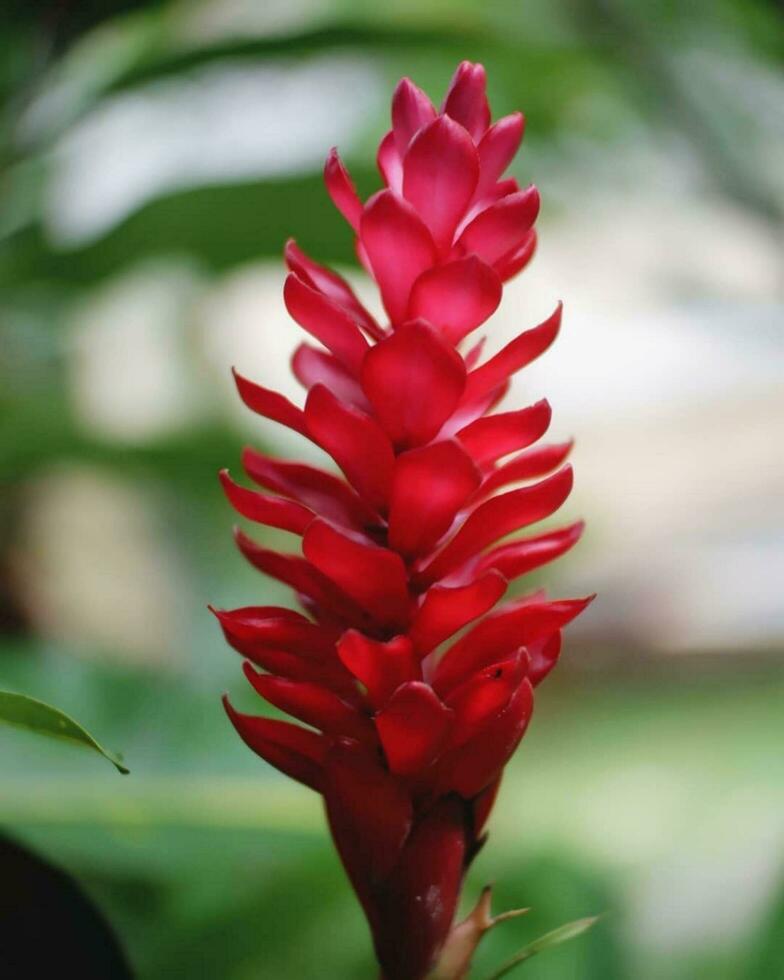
216, 61, 593, 980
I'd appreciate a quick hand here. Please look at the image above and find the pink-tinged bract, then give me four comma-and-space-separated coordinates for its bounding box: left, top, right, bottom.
215, 60, 593, 980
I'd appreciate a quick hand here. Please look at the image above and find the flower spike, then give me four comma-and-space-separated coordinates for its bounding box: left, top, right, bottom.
215, 62, 593, 980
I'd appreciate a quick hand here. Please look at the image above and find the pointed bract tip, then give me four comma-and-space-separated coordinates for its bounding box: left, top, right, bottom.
393, 76, 417, 97
242, 660, 264, 690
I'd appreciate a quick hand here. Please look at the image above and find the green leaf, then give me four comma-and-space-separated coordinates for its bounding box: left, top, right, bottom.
0, 832, 133, 977
0, 690, 129, 774
483, 915, 600, 979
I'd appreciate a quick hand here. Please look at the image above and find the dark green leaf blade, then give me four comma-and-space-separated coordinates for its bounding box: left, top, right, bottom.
484, 916, 600, 979
0, 690, 129, 773
0, 832, 133, 977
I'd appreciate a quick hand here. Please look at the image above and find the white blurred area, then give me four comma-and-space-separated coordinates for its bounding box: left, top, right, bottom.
15, 465, 188, 666
22, 50, 779, 663
44, 54, 382, 245
512, 194, 784, 655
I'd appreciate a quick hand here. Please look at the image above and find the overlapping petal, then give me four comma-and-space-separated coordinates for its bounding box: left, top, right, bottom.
441, 61, 490, 142
476, 521, 585, 581
242, 447, 378, 531
232, 369, 308, 436
387, 440, 480, 557
244, 663, 373, 742
457, 186, 540, 266
305, 384, 395, 513
284, 239, 382, 340
457, 399, 551, 466
223, 697, 326, 791
402, 115, 479, 252
337, 631, 419, 708
303, 519, 411, 629
375, 681, 452, 775
409, 572, 507, 655
284, 273, 370, 373
476, 112, 525, 198
361, 320, 466, 449
324, 147, 363, 231
463, 303, 561, 403
291, 344, 369, 408
391, 78, 437, 157
219, 470, 313, 534
433, 596, 595, 696
407, 255, 501, 344
417, 466, 574, 584
360, 190, 438, 325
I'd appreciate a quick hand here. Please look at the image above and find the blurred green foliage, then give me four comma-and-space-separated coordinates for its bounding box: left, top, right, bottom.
1, 0, 783, 977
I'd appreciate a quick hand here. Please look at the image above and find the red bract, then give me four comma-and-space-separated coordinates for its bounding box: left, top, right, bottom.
216, 61, 593, 980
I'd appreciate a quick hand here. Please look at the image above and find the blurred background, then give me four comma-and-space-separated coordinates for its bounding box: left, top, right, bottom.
1, 0, 783, 977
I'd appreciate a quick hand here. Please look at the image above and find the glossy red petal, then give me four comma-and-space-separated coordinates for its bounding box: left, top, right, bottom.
337, 631, 419, 709
305, 384, 395, 513
374, 796, 467, 980
243, 663, 373, 742
463, 304, 562, 404
210, 604, 335, 659
434, 680, 534, 798
232, 369, 308, 437
458, 178, 521, 237
408, 255, 502, 345
402, 115, 479, 251
433, 595, 594, 695
324, 147, 362, 231
495, 228, 537, 281
219, 470, 313, 534
375, 681, 453, 776
361, 320, 466, 449
303, 519, 411, 629
284, 273, 369, 374
215, 603, 357, 690
377, 129, 403, 193
444, 653, 527, 749
391, 78, 437, 157
409, 571, 507, 656
457, 399, 551, 467
323, 738, 413, 889
441, 380, 508, 439
291, 343, 369, 408
387, 440, 480, 558
476, 521, 585, 581
360, 190, 437, 326
476, 112, 525, 198
242, 447, 378, 532
457, 186, 540, 266
464, 336, 486, 370
441, 61, 490, 141
530, 631, 564, 686
223, 696, 325, 791
284, 239, 383, 340
418, 466, 574, 585
476, 440, 573, 499
234, 530, 367, 625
